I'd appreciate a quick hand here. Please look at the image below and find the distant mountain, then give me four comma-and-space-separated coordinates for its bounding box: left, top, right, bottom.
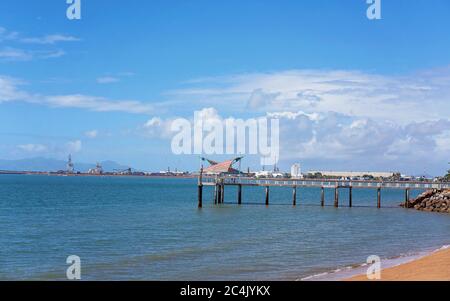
0, 157, 132, 172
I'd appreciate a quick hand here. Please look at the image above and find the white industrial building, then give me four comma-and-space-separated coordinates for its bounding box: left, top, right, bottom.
291, 163, 303, 179
307, 170, 394, 178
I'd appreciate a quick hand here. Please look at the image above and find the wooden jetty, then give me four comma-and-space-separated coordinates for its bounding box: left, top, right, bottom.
197, 171, 450, 208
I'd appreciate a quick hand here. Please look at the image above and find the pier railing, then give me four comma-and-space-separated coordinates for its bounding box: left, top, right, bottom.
201, 176, 450, 190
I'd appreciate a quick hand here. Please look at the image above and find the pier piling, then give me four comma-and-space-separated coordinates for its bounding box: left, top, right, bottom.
197, 167, 203, 208
221, 183, 225, 204
349, 187, 353, 207
405, 189, 410, 208
198, 185, 203, 208
334, 187, 339, 207
321, 187, 325, 207
217, 183, 222, 204
213, 184, 218, 204
377, 188, 381, 208
238, 184, 242, 205
292, 186, 297, 206
265, 186, 269, 206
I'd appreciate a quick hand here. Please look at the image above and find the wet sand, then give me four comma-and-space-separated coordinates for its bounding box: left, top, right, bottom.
347, 247, 450, 281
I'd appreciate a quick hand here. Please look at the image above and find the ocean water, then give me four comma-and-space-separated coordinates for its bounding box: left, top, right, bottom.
0, 174, 449, 280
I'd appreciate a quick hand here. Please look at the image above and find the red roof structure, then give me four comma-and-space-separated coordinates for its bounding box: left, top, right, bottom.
202, 157, 243, 175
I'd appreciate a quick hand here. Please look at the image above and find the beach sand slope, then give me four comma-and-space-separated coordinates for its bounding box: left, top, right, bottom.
347, 248, 450, 281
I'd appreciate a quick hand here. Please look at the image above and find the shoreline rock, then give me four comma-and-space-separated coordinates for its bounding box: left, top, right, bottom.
401, 189, 450, 214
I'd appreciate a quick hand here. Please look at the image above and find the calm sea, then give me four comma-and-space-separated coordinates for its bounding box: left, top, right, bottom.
1, 174, 449, 280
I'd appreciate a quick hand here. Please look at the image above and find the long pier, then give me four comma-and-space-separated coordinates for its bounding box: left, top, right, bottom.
197, 174, 450, 208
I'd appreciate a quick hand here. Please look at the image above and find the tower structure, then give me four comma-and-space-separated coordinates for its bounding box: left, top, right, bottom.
67, 154, 74, 174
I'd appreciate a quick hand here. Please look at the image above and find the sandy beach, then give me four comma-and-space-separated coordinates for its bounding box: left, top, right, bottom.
347, 247, 450, 281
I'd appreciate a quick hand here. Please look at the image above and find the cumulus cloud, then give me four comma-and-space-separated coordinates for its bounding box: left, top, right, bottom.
141, 117, 176, 139
141, 107, 450, 174
247, 89, 280, 109
169, 67, 450, 124
140, 108, 223, 140
270, 110, 450, 173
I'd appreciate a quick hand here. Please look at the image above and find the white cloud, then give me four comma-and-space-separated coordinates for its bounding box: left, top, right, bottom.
0, 27, 80, 44
3, 64, 450, 174
141, 107, 450, 174
0, 47, 65, 61
0, 76, 29, 102
0, 27, 19, 42
270, 110, 450, 174
84, 130, 98, 138
45, 94, 155, 114
97, 76, 120, 84
40, 49, 65, 59
17, 144, 48, 153
247, 89, 280, 109
118, 71, 135, 77
194, 107, 221, 121
0, 76, 157, 114
66, 140, 82, 153
140, 108, 223, 139
20, 34, 80, 45
0, 47, 32, 61
142, 117, 174, 138
0, 27, 76, 61
96, 72, 135, 84
16, 140, 83, 156
169, 67, 450, 124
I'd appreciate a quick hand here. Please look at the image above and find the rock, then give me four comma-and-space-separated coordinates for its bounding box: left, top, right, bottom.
403, 189, 450, 214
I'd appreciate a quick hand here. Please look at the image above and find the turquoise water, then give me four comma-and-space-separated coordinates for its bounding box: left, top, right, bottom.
1, 174, 449, 280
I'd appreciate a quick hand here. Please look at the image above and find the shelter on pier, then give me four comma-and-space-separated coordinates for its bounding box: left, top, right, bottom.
201, 157, 243, 175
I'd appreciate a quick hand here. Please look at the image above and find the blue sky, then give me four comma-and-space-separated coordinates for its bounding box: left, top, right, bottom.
1, 0, 450, 175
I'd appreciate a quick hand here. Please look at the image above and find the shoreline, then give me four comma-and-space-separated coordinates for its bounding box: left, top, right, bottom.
300, 244, 450, 281
344, 245, 450, 281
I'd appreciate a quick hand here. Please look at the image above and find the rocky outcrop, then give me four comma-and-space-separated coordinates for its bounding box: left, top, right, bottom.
401, 189, 450, 213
